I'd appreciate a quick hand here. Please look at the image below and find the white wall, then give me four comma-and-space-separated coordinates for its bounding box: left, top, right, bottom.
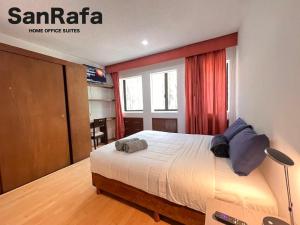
226, 47, 237, 125
120, 59, 186, 133
237, 0, 300, 223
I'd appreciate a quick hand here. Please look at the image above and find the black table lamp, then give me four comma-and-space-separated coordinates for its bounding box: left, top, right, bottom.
264, 148, 295, 225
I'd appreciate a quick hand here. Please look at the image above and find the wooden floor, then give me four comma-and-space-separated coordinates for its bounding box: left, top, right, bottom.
0, 158, 176, 225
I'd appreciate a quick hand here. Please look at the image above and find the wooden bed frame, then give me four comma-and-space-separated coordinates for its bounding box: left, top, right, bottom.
92, 173, 206, 225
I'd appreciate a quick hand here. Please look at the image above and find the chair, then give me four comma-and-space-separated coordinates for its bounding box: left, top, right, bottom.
90, 118, 108, 150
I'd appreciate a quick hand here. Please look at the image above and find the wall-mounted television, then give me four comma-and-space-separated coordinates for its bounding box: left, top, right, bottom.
86, 65, 106, 83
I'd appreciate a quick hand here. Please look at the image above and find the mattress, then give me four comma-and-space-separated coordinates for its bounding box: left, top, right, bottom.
90, 130, 278, 215
214, 157, 278, 214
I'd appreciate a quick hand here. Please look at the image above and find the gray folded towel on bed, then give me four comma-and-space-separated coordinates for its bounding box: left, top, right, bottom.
115, 138, 139, 151
123, 139, 148, 153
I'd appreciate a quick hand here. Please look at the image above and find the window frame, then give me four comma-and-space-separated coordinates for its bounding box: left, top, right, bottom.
151, 70, 178, 112
226, 60, 230, 113
122, 76, 143, 112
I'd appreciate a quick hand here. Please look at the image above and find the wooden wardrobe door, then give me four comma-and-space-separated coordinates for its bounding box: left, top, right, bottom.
0, 51, 70, 193
65, 64, 91, 163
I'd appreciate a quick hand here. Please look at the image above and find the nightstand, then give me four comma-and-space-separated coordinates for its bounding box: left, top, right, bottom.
205, 199, 286, 225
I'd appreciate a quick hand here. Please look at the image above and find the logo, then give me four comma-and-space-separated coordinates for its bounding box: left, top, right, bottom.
8, 7, 103, 33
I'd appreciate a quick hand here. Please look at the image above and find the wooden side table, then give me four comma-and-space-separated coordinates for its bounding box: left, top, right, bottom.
205, 199, 286, 225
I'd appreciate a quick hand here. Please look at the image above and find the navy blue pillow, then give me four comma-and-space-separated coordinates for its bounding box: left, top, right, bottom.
229, 128, 269, 176
224, 118, 252, 141
210, 135, 229, 158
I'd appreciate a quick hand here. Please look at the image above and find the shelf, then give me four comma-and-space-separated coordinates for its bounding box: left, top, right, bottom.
90, 117, 116, 123
88, 98, 115, 102
87, 82, 114, 89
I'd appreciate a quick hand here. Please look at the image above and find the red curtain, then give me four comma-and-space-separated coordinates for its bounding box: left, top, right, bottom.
111, 72, 125, 139
185, 49, 227, 135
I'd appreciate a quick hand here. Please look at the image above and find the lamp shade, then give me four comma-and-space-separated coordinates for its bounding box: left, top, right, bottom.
264, 148, 294, 166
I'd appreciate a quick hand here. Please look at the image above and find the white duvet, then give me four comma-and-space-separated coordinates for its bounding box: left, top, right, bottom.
90, 130, 278, 215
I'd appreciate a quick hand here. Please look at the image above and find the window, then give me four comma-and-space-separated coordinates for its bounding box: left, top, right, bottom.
120, 76, 143, 111
150, 70, 178, 111
226, 60, 230, 113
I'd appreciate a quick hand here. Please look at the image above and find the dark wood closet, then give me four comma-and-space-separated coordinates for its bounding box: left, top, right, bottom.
0, 43, 91, 193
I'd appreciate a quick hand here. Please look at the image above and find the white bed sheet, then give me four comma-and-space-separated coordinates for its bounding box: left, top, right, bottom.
90, 130, 278, 215
215, 157, 278, 214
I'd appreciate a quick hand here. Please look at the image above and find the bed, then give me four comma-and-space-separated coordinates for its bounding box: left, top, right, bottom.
90, 130, 278, 225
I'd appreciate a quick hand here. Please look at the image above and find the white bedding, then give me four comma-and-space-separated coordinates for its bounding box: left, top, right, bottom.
90, 130, 278, 215
215, 157, 278, 214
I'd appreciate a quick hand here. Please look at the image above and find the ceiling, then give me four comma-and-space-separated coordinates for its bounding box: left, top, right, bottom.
0, 0, 245, 66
